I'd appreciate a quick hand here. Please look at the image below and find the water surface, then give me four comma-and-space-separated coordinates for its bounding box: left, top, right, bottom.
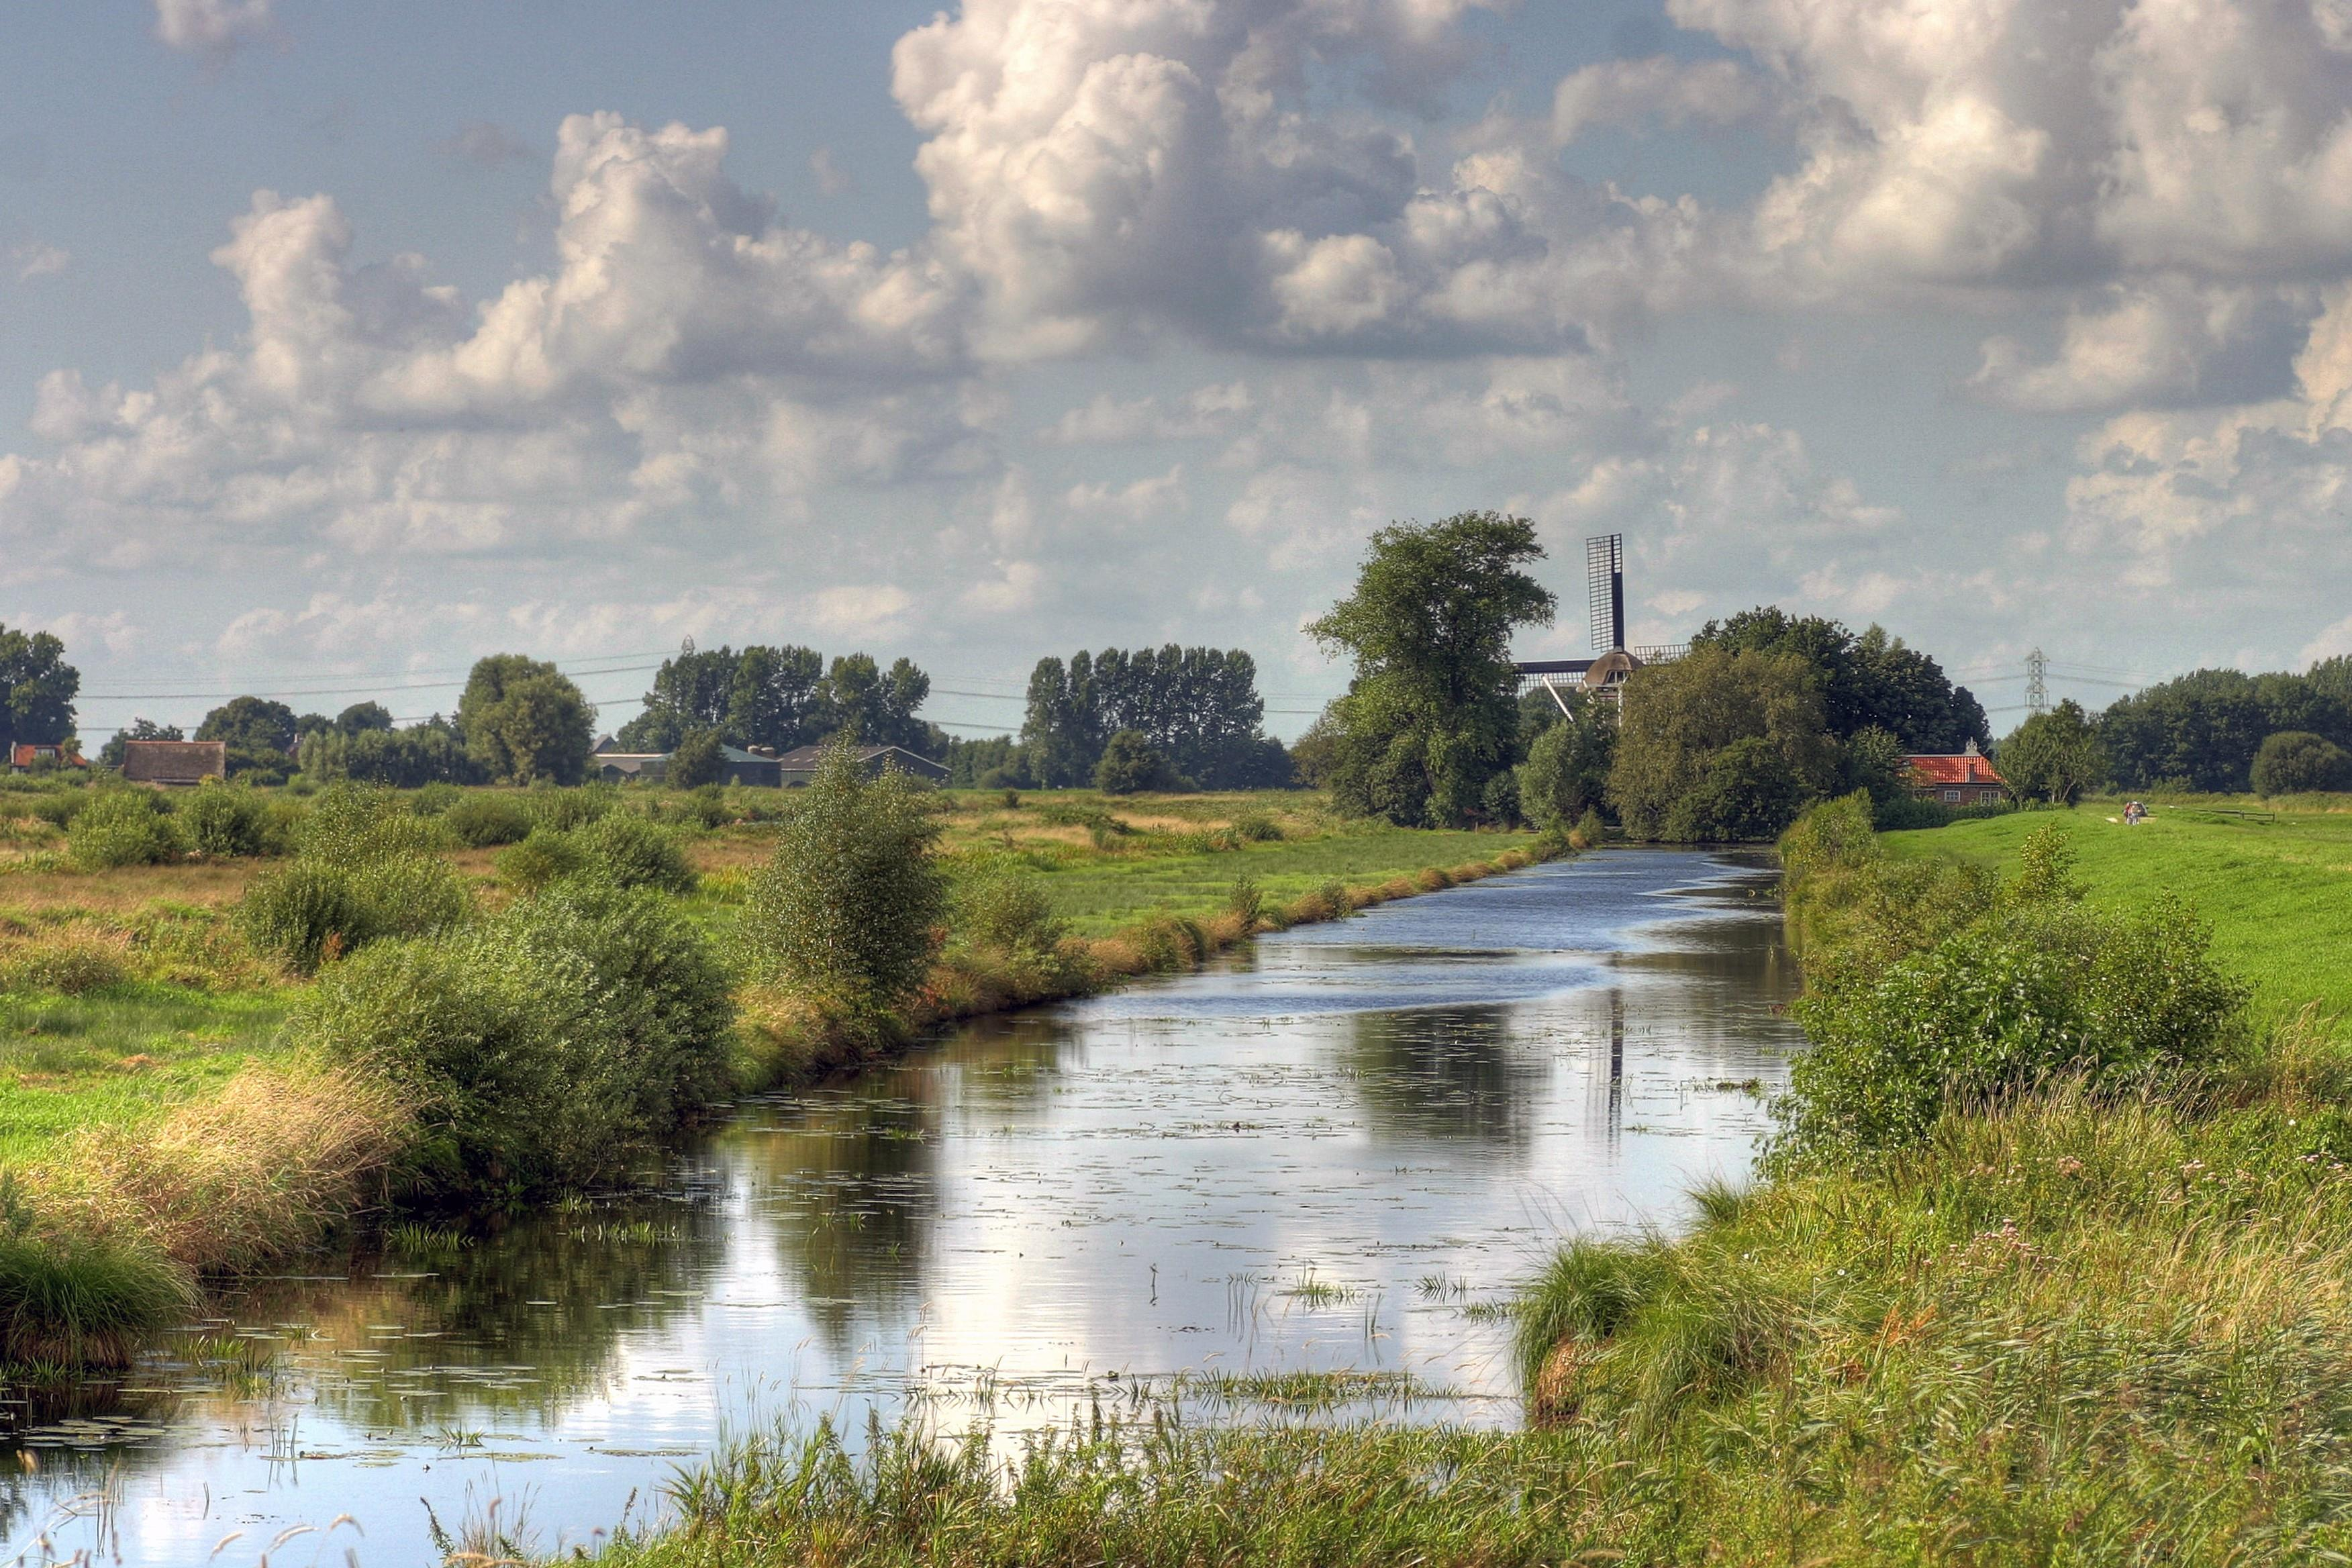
3, 848, 1798, 1567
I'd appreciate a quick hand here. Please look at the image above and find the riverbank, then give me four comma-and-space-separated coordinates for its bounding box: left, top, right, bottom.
0, 784, 1550, 1373
571, 799, 2352, 1567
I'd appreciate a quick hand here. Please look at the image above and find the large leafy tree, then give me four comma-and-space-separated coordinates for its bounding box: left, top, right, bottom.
1999, 700, 2107, 805
456, 655, 595, 785
725, 644, 825, 752
1309, 512, 1555, 826
1692, 608, 1987, 752
195, 694, 302, 778
97, 716, 182, 769
818, 654, 934, 752
1606, 646, 1838, 840
0, 624, 81, 754
2098, 667, 2350, 791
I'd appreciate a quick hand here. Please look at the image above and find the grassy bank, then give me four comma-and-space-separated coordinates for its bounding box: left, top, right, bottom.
565, 799, 2352, 1567
1882, 797, 2352, 1018
0, 781, 1545, 1372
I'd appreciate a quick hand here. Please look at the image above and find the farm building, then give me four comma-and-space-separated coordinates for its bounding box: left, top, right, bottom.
775, 744, 948, 786
1905, 741, 2006, 805
119, 739, 227, 786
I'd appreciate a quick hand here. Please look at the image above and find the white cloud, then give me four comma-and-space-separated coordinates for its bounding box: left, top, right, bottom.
809, 583, 915, 637
1065, 464, 1185, 522
1971, 281, 2314, 413
12, 244, 68, 281
1551, 56, 1782, 144
154, 0, 272, 58
1039, 383, 1253, 444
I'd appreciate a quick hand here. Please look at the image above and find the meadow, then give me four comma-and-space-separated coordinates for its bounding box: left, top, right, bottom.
1883, 795, 2352, 1019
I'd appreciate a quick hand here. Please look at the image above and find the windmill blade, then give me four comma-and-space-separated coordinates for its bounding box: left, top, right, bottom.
1586, 533, 1624, 652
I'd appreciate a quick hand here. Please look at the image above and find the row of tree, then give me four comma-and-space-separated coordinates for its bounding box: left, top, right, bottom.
616, 642, 936, 756
1008, 646, 1291, 791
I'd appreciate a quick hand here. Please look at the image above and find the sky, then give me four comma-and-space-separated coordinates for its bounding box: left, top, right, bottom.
6, 0, 2352, 742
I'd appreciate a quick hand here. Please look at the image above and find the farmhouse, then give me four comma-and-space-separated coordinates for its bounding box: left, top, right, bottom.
1906, 740, 2005, 806
775, 744, 948, 786
119, 739, 227, 786
7, 742, 87, 773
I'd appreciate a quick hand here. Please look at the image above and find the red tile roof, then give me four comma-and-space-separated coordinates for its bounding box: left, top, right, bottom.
1906, 752, 2004, 787
9, 742, 86, 770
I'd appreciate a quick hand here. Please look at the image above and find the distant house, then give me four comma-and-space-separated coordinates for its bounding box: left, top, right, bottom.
8, 742, 87, 774
591, 751, 671, 785
590, 744, 786, 787
1905, 740, 2005, 806
775, 744, 948, 787
119, 739, 227, 787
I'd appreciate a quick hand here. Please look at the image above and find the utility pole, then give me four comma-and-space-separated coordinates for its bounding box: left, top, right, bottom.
2025, 648, 2048, 717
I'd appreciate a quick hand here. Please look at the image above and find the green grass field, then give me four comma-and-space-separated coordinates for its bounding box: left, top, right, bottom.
1032, 826, 1533, 934
0, 986, 291, 1163
1884, 800, 2352, 1021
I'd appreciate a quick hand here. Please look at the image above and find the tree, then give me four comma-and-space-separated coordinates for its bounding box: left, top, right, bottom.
336, 701, 395, 734
668, 728, 726, 789
1692, 608, 1987, 750
724, 644, 824, 752
1019, 645, 1284, 789
456, 655, 595, 785
819, 654, 934, 752
2251, 730, 2352, 795
196, 695, 301, 779
1666, 735, 1805, 842
1517, 707, 1616, 829
1309, 512, 1555, 826
0, 624, 79, 756
1999, 700, 2106, 805
1093, 730, 1181, 793
1606, 646, 1837, 841
97, 717, 183, 769
1843, 724, 1909, 805
617, 639, 740, 752
743, 736, 947, 1028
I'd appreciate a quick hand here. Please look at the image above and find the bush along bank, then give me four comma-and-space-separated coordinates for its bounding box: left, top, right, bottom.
1497, 793, 2352, 1560
2, 757, 1559, 1370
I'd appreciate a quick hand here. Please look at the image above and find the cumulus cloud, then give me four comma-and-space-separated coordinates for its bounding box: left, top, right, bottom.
1971, 281, 2314, 413
1551, 56, 1783, 143
154, 0, 272, 58
887, 0, 1679, 354
0, 114, 983, 577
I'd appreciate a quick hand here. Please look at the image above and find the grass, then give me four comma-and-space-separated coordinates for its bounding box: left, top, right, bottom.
1883, 796, 2352, 1020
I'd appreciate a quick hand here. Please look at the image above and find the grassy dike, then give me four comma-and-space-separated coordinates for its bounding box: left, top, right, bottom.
0, 783, 1549, 1370
575, 801, 2352, 1568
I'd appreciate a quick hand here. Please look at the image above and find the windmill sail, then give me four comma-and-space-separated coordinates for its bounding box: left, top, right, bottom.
1587, 533, 1624, 652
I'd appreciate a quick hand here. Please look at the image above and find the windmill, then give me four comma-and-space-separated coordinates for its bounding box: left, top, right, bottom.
1514, 533, 1687, 712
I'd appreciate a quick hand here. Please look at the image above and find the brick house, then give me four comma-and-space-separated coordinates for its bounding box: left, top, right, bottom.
1904, 740, 2006, 805
8, 742, 87, 773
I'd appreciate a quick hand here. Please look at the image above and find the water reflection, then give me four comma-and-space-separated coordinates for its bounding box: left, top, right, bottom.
3, 849, 1800, 1568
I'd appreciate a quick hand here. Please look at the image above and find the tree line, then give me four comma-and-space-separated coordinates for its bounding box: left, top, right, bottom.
1297, 513, 1990, 840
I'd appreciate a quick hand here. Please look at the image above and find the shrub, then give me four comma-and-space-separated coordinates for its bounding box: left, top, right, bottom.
1775, 833, 2248, 1163
27, 792, 89, 830
674, 785, 730, 831
669, 728, 726, 791
526, 786, 616, 834
0, 926, 132, 995
297, 783, 448, 865
2251, 730, 2352, 795
496, 827, 585, 891
442, 793, 534, 848
1661, 736, 1805, 843
68, 791, 182, 869
296, 883, 734, 1201
236, 852, 471, 974
0, 1215, 193, 1367
1568, 806, 1606, 850
573, 811, 696, 893
1094, 730, 1182, 794
409, 781, 462, 818
1234, 813, 1281, 842
1226, 876, 1265, 930
1479, 768, 1521, 826
954, 862, 1066, 957
180, 780, 266, 858
744, 738, 946, 1026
